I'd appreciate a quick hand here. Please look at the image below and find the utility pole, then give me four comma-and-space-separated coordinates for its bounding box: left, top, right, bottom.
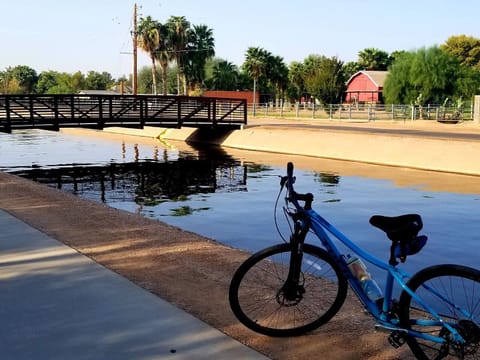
132, 3, 138, 95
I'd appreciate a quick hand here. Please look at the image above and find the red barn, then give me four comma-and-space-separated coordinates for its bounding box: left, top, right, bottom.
344, 70, 388, 104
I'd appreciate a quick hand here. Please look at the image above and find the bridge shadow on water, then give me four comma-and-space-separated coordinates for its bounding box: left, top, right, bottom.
10, 145, 248, 206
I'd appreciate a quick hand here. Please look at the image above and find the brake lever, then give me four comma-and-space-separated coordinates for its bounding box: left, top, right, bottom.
279, 175, 296, 187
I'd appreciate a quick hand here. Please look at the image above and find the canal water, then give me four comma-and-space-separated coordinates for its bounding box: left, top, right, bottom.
1, 129, 479, 285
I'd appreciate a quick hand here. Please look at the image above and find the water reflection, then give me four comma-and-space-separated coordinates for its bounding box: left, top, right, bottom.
11, 158, 248, 207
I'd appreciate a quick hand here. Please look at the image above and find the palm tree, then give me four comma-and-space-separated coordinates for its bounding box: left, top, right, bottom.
358, 48, 391, 70
166, 16, 191, 95
267, 55, 289, 106
288, 61, 306, 101
243, 47, 270, 115
155, 23, 171, 95
184, 24, 215, 92
210, 60, 239, 90
137, 16, 161, 94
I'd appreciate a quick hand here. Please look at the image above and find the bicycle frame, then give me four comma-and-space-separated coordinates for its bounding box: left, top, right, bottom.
302, 207, 468, 344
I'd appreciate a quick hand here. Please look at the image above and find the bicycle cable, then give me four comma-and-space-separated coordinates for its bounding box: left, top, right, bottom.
274, 176, 294, 243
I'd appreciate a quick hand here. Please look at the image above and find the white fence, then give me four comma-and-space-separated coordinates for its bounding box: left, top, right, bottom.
249, 103, 474, 122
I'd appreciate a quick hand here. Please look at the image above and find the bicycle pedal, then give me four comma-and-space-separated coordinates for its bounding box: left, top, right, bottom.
388, 331, 406, 348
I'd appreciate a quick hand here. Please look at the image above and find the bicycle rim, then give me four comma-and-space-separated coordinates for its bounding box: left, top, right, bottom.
229, 243, 347, 337
399, 264, 480, 359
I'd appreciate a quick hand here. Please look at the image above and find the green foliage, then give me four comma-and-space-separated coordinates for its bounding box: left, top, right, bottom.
240, 48, 289, 100
11, 65, 38, 93
267, 55, 289, 100
286, 61, 306, 102
342, 61, 362, 80
70, 71, 86, 92
169, 205, 209, 216
138, 65, 177, 94
242, 47, 271, 81
84, 71, 114, 90
242, 47, 271, 105
138, 66, 158, 94
0, 66, 115, 94
0, 65, 38, 93
441, 35, 480, 70
383, 46, 480, 105
357, 48, 392, 70
36, 71, 75, 94
166, 16, 191, 95
137, 16, 162, 94
303, 55, 346, 106
184, 24, 215, 92
204, 58, 240, 90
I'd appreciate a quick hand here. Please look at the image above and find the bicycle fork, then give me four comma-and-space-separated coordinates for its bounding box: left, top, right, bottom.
278, 216, 310, 305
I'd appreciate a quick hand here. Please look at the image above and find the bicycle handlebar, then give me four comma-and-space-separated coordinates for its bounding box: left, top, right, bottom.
284, 162, 314, 210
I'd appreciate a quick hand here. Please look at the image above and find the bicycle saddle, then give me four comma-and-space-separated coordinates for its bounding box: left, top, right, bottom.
369, 214, 425, 264
369, 214, 422, 241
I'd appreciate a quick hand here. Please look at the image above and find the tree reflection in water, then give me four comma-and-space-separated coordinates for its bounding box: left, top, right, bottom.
11, 157, 248, 206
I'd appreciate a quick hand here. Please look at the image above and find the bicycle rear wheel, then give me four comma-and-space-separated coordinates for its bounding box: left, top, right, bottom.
229, 243, 347, 337
398, 264, 480, 359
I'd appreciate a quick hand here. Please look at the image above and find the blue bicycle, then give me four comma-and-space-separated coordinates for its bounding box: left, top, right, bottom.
229, 162, 480, 359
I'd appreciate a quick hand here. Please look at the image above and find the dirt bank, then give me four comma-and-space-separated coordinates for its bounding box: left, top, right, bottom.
104, 118, 480, 176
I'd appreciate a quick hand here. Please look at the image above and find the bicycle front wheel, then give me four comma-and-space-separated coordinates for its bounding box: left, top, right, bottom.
229, 243, 348, 337
398, 264, 480, 360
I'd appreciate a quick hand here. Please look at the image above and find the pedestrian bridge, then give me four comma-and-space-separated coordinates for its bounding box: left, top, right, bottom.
0, 94, 247, 133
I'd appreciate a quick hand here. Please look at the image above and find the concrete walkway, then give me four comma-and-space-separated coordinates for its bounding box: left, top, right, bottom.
0, 210, 268, 360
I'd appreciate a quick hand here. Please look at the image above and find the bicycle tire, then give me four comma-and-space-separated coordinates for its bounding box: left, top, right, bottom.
398, 264, 480, 359
229, 243, 348, 337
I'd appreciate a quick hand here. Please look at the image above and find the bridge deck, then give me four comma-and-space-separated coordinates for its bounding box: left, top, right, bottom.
0, 94, 247, 133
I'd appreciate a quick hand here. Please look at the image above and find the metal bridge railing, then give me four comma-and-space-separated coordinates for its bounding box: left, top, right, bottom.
0, 94, 247, 133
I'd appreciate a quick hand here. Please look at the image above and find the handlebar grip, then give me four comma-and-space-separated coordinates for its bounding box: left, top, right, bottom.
285, 162, 314, 210
287, 162, 294, 178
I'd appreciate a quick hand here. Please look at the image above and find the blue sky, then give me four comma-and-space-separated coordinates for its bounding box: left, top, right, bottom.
2, 0, 479, 78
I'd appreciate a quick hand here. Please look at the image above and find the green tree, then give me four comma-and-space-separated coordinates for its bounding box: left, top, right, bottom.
184, 24, 215, 92
137, 66, 156, 94
137, 16, 161, 94
342, 61, 362, 80
84, 71, 113, 90
36, 71, 74, 93
303, 55, 346, 106
205, 59, 240, 90
138, 65, 177, 94
70, 71, 85, 92
441, 34, 480, 70
166, 16, 191, 95
286, 61, 305, 102
358, 48, 391, 70
383, 46, 480, 104
382, 51, 414, 104
0, 68, 16, 93
11, 65, 38, 93
390, 50, 407, 63
243, 47, 271, 113
0, 70, 8, 93
267, 55, 289, 104
155, 22, 171, 95
0, 65, 38, 93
